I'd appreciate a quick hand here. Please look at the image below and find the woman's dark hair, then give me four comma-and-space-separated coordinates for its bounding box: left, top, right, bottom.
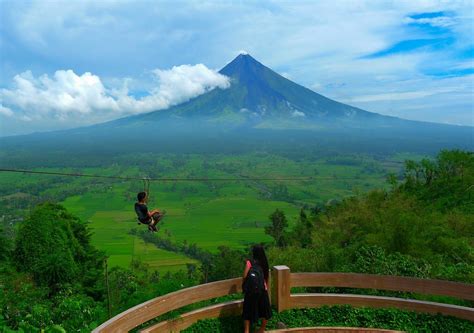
252, 244, 269, 282
137, 191, 147, 202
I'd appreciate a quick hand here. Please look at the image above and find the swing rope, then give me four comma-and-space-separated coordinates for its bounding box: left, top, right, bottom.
142, 178, 151, 200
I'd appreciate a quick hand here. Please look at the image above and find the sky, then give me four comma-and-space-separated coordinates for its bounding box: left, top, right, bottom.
0, 0, 473, 136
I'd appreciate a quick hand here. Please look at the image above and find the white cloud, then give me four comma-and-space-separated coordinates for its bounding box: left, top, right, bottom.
291, 110, 305, 117
349, 87, 455, 103
0, 70, 119, 121
151, 64, 230, 107
0, 105, 14, 117
0, 65, 230, 122
451, 60, 474, 70
334, 74, 474, 125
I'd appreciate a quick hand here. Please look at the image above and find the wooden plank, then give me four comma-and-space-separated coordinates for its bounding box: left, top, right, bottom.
266, 328, 404, 333
290, 294, 474, 322
92, 277, 242, 333
140, 300, 243, 332
290, 273, 474, 301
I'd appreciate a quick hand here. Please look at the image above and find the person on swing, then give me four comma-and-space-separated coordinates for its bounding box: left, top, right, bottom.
134, 191, 163, 232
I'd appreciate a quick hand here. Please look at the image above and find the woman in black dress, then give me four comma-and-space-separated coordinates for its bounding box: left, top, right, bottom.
242, 245, 272, 333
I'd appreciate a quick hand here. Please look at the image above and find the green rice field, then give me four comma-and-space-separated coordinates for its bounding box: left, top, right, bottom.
2, 152, 407, 272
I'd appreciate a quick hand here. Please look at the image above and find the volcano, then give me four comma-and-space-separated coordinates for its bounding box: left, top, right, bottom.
120, 53, 403, 129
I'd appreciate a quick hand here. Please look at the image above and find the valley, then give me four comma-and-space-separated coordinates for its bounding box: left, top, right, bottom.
0, 151, 405, 271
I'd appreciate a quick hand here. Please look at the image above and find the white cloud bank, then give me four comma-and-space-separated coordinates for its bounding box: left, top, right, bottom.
0, 64, 230, 123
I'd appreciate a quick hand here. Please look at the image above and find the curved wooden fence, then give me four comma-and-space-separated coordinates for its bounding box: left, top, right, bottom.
93, 277, 242, 333
273, 266, 474, 321
93, 265, 474, 332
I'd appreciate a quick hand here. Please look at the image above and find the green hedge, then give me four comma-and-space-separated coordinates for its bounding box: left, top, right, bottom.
182, 306, 474, 333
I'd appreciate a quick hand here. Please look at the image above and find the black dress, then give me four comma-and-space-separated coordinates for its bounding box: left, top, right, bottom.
242, 261, 272, 324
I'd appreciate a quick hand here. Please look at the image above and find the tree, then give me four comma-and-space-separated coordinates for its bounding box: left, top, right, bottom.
186, 263, 197, 280
13, 203, 105, 293
265, 209, 288, 247
207, 246, 245, 282
401, 149, 473, 211
291, 209, 313, 248
0, 227, 10, 261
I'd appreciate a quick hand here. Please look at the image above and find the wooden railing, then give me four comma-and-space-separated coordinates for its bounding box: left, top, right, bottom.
93, 265, 474, 333
273, 266, 474, 321
93, 277, 242, 332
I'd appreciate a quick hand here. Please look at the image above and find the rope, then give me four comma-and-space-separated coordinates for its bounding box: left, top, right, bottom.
143, 177, 151, 199
0, 168, 385, 182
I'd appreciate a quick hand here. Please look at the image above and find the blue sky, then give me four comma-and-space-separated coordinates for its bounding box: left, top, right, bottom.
0, 0, 473, 136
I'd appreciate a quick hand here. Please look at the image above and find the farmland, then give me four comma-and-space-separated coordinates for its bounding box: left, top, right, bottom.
1, 152, 409, 271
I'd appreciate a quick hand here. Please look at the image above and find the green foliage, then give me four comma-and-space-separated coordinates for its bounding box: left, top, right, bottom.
290, 209, 314, 248
0, 266, 104, 332
267, 246, 340, 273
13, 291, 104, 333
106, 262, 198, 316
348, 246, 431, 278
255, 150, 474, 285
13, 203, 105, 291
402, 149, 474, 212
0, 227, 10, 261
1, 204, 107, 331
0, 266, 49, 330
265, 209, 288, 247
292, 150, 474, 282
207, 246, 246, 282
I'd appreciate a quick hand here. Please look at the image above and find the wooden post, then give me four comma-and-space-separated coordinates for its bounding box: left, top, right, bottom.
273, 265, 291, 312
